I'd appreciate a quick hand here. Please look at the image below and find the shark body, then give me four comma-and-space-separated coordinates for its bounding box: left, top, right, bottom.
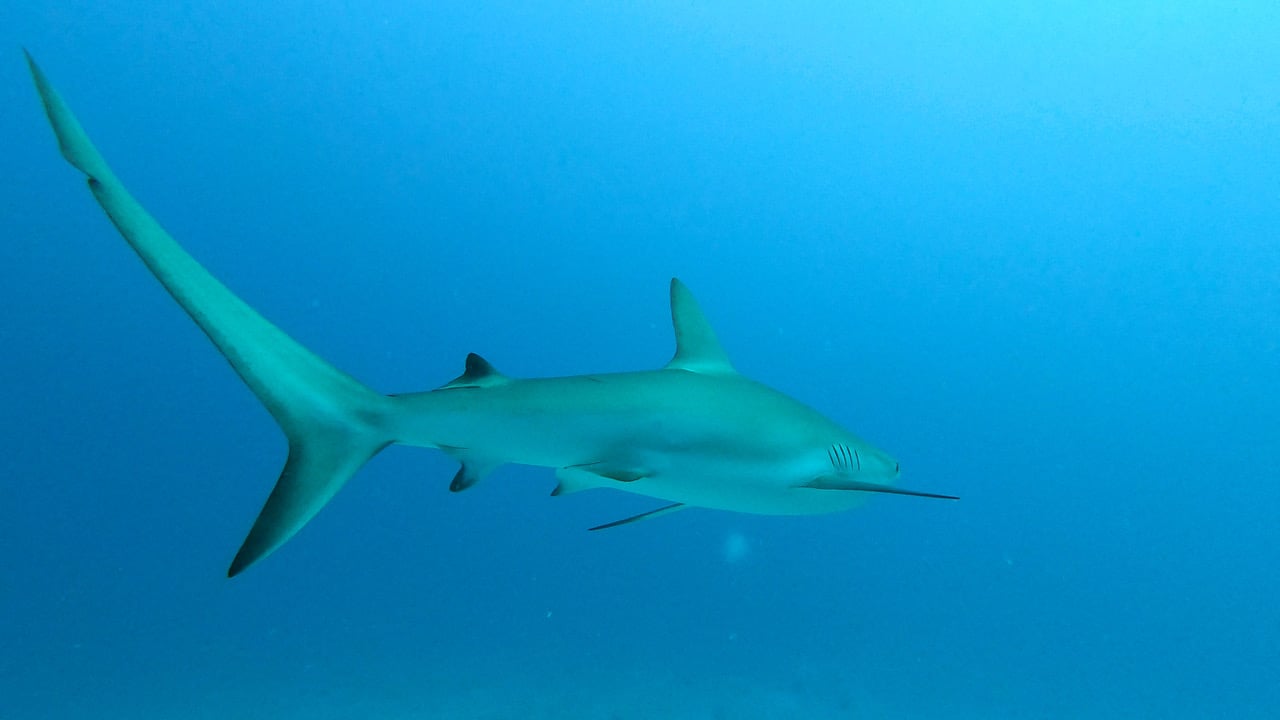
26, 53, 955, 577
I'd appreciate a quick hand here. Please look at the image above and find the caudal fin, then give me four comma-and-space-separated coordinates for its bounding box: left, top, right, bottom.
26, 51, 394, 577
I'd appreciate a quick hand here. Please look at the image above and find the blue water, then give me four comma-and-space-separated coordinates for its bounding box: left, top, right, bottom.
2, 3, 1278, 718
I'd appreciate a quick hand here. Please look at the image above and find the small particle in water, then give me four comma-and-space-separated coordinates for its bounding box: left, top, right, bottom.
723, 532, 749, 563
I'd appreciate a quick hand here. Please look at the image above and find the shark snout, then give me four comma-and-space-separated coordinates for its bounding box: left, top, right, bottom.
809, 442, 954, 500
872, 451, 900, 479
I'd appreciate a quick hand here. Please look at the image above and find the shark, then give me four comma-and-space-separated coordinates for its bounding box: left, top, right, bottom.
25, 52, 956, 577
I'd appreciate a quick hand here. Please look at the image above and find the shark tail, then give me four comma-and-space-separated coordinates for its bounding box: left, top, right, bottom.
26, 51, 396, 577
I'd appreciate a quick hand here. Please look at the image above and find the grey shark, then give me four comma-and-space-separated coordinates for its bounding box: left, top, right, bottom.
26, 52, 955, 577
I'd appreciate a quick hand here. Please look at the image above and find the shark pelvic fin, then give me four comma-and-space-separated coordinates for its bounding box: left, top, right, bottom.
27, 52, 396, 578
665, 278, 735, 375
551, 461, 648, 496
551, 466, 600, 496
565, 460, 649, 483
589, 502, 686, 531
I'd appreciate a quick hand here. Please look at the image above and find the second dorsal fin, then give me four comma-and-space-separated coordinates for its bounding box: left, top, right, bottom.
441, 353, 508, 389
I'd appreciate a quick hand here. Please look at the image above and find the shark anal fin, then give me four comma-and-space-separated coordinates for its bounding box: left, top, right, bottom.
589, 502, 686, 531
450, 456, 499, 489
442, 446, 502, 492
449, 465, 479, 492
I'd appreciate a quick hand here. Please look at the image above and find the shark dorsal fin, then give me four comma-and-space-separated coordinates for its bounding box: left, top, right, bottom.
665, 278, 735, 375
442, 353, 508, 389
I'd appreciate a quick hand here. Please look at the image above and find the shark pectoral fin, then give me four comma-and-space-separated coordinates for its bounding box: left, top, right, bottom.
442, 447, 503, 492
800, 477, 958, 500
589, 502, 686, 531
665, 278, 735, 375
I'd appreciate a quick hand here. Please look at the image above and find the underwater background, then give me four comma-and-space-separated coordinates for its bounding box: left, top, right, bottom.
2, 3, 1277, 718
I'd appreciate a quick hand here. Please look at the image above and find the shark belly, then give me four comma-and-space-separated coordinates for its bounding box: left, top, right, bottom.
611, 457, 873, 516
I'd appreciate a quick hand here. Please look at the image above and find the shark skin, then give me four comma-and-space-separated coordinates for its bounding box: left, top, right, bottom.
26, 52, 955, 577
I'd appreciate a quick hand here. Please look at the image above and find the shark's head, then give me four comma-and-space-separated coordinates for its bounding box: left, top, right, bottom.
798, 438, 954, 501
819, 440, 901, 486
